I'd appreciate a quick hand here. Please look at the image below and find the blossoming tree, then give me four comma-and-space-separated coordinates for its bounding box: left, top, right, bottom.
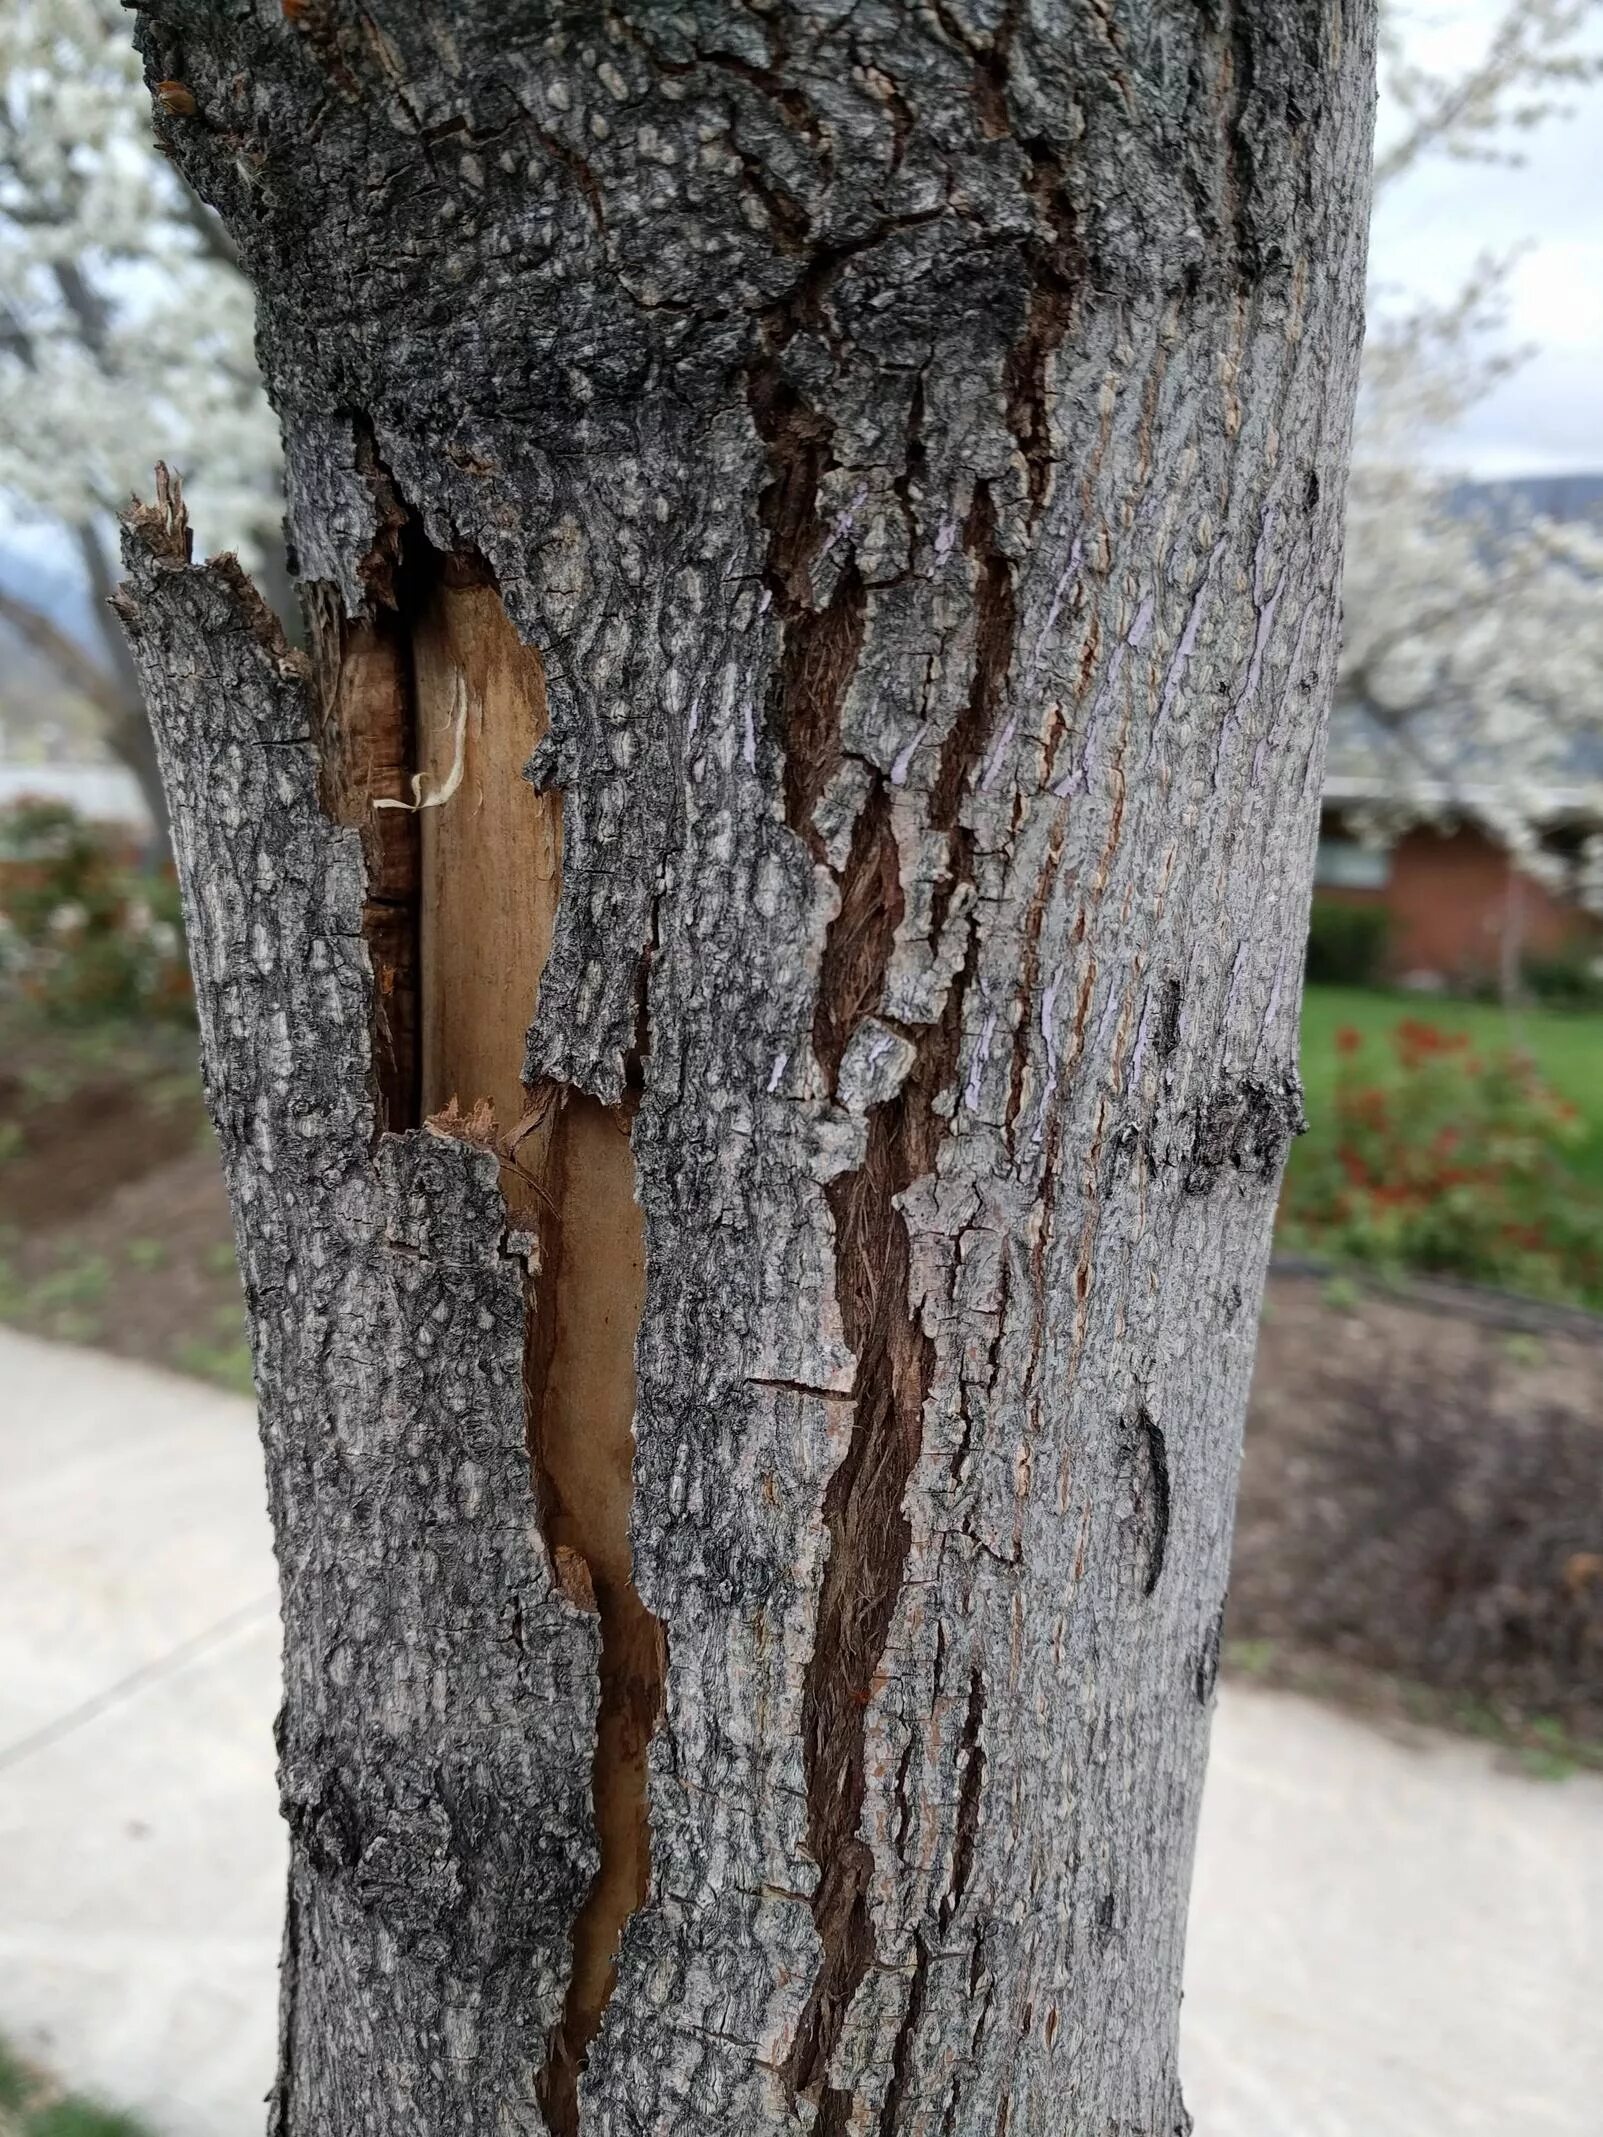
0, 0, 279, 837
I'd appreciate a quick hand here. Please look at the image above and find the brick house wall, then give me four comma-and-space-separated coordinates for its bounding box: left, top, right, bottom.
1316, 817, 1588, 982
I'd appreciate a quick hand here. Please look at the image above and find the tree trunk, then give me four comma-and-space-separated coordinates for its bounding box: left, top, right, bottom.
116, 6, 1375, 2133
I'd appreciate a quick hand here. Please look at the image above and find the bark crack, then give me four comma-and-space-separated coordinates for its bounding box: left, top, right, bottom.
939, 1667, 987, 1931
1002, 141, 1083, 528
316, 521, 663, 2137
1117, 1406, 1172, 1600
531, 1088, 666, 2137
751, 353, 1018, 2117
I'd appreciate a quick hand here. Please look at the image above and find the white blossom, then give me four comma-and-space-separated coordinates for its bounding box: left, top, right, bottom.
1340, 1, 1603, 915
0, 0, 279, 563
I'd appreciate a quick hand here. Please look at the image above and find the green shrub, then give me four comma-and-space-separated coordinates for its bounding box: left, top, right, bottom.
1280, 1017, 1603, 1307
27, 2103, 154, 2137
1305, 898, 1389, 987
0, 799, 190, 1025
0, 2034, 154, 2137
1522, 944, 1603, 1008
0, 2035, 31, 2112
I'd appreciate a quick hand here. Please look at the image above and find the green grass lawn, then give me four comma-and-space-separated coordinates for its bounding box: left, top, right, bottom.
1297, 984, 1603, 1189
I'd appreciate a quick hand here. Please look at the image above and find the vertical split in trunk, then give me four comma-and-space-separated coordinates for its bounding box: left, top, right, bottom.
310, 591, 420, 1134
779, 471, 1016, 2118
326, 552, 664, 2136
527, 1088, 663, 2137
790, 901, 953, 2123
756, 372, 1014, 2111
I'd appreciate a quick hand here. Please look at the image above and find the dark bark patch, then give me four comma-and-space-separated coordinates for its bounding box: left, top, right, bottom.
941, 1667, 988, 1931
1152, 975, 1184, 1064
282, 1759, 467, 1945
276, 0, 366, 100
1116, 1406, 1171, 1599
1184, 1071, 1305, 1195
1194, 1602, 1225, 1705
1220, 3, 1259, 276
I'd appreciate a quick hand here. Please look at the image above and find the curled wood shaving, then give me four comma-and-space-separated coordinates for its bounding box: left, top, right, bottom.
374, 674, 469, 812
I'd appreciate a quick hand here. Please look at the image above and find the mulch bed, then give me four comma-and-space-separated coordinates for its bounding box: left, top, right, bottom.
1236, 1268, 1603, 1752
0, 1068, 201, 1229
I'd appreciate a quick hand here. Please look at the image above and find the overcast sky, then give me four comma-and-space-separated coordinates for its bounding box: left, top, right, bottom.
1372, 3, 1603, 476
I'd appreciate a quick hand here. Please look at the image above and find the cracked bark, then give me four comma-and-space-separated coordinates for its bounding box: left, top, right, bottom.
118, 5, 1375, 2133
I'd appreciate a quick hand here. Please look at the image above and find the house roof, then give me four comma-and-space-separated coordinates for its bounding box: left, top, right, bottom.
1325, 695, 1603, 811
1321, 769, 1601, 827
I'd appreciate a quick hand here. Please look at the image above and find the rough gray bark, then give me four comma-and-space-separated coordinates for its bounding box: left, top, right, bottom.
117, 5, 1376, 2133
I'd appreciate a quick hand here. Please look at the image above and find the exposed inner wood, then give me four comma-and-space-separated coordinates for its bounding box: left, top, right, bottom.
309, 597, 419, 1133
406, 564, 663, 2133
529, 1096, 662, 2137
412, 562, 560, 1138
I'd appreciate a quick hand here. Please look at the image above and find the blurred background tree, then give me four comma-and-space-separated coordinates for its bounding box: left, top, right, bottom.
1342, 0, 1603, 914
0, 0, 281, 844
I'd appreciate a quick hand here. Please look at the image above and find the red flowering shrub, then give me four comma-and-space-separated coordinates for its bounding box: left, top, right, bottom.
1281, 1018, 1603, 1308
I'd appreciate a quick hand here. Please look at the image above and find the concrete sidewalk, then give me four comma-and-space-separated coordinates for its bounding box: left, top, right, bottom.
1185, 1687, 1603, 2134
0, 1330, 281, 2136
2, 1324, 1600, 2135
